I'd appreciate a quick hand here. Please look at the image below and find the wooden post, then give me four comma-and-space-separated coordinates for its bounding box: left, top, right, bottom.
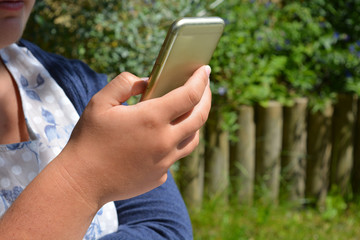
281, 98, 308, 204
255, 101, 283, 204
305, 104, 333, 208
230, 105, 255, 205
177, 130, 205, 211
352, 98, 360, 197
330, 94, 357, 195
204, 108, 229, 201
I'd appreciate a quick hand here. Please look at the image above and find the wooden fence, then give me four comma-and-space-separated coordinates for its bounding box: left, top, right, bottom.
175, 94, 360, 210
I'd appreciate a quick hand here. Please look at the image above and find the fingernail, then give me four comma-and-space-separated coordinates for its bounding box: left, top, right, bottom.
140, 77, 149, 82
204, 65, 211, 76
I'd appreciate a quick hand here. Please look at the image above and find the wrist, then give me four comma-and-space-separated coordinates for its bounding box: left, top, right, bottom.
51, 145, 103, 211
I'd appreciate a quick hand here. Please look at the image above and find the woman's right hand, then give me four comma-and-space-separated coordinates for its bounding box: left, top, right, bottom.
56, 65, 212, 208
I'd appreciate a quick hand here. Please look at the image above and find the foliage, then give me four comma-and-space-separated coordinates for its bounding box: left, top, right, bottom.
23, 0, 360, 117
303, 0, 360, 42
321, 194, 347, 221
271, 2, 335, 109
207, 0, 358, 113
24, 0, 211, 79
303, 0, 360, 101
209, 0, 288, 107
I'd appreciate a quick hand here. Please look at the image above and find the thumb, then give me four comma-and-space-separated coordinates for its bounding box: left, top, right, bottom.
94, 72, 148, 107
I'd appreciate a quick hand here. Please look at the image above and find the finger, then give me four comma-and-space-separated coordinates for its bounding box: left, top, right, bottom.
157, 65, 211, 122
172, 82, 211, 141
160, 130, 200, 169
177, 131, 198, 151
94, 72, 148, 107
175, 130, 200, 161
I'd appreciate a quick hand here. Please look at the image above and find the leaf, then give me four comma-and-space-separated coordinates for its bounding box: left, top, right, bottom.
97, 208, 103, 216
0, 186, 23, 203
44, 125, 58, 142
20, 75, 29, 87
6, 143, 24, 151
25, 90, 41, 101
41, 108, 56, 124
36, 74, 45, 86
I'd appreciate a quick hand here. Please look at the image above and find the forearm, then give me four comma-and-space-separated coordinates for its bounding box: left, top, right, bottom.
0, 155, 99, 240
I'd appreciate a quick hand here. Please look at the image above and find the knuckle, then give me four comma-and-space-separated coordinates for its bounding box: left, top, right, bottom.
179, 132, 200, 158
182, 142, 198, 158
198, 111, 208, 127
197, 90, 211, 126
156, 136, 173, 154
87, 95, 97, 107
158, 174, 168, 185
141, 112, 161, 130
186, 87, 201, 107
118, 71, 135, 80
86, 95, 101, 113
192, 134, 200, 148
115, 72, 134, 89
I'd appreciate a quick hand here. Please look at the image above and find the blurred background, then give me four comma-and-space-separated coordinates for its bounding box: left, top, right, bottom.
24, 0, 360, 239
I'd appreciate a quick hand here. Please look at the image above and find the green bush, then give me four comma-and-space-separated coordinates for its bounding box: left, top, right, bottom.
24, 0, 360, 113
209, 1, 288, 107
208, 1, 350, 111
272, 2, 338, 111
24, 0, 210, 79
302, 0, 360, 107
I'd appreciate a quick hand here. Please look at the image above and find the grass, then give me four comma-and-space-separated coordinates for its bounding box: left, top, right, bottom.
190, 196, 360, 240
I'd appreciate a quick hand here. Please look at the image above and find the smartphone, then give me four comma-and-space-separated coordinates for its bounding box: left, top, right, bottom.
140, 17, 225, 101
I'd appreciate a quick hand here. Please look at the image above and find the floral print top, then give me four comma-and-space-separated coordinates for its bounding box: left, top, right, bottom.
0, 44, 118, 239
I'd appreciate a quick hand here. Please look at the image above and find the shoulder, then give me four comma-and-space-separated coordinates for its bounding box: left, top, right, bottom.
18, 39, 108, 114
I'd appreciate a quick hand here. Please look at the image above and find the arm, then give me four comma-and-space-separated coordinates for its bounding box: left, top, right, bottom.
20, 39, 192, 239
0, 66, 211, 239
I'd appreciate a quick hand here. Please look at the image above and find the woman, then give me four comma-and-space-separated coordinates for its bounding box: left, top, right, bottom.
0, 0, 212, 239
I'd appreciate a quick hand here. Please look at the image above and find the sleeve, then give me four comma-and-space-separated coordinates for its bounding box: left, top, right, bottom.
99, 171, 193, 240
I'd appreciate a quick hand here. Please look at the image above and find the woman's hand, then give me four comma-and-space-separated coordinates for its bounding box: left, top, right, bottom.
57, 65, 212, 207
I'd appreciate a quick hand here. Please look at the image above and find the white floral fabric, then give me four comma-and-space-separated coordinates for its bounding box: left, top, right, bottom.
0, 44, 118, 239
